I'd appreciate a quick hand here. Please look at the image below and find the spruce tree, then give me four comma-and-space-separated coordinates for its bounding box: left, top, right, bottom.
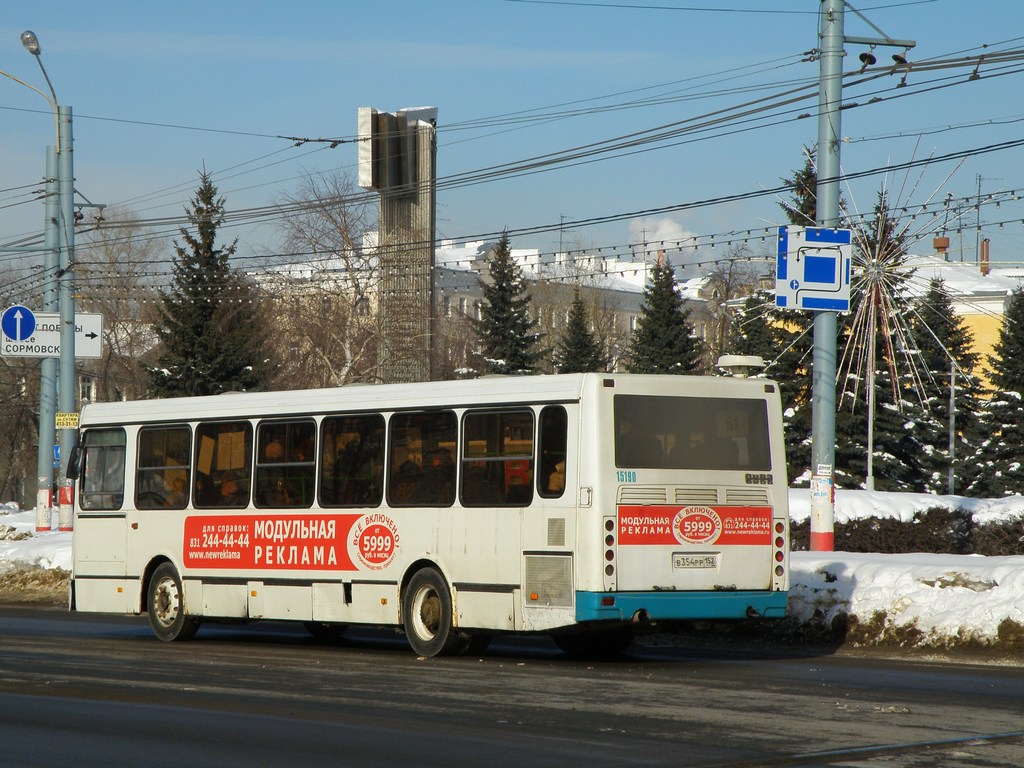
554, 286, 607, 373
473, 231, 542, 375
771, 148, 821, 483
968, 287, 1024, 496
911, 278, 984, 494
148, 173, 271, 397
625, 256, 704, 374
727, 289, 813, 482
778, 146, 818, 226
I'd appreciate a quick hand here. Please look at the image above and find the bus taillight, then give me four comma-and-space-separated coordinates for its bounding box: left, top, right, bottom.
603, 517, 616, 581
772, 520, 787, 583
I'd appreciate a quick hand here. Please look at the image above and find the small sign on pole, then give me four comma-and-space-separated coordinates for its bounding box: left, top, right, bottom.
775, 226, 852, 312
55, 412, 79, 429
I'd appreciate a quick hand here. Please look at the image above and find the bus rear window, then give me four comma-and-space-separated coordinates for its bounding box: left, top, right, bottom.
614, 394, 771, 471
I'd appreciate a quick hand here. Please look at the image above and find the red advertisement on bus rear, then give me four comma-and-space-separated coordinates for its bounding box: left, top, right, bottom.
617, 505, 772, 547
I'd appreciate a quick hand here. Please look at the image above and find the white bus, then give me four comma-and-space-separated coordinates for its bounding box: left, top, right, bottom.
69, 373, 789, 657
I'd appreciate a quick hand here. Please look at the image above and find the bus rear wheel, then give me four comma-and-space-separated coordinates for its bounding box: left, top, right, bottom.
402, 567, 464, 657
147, 562, 199, 642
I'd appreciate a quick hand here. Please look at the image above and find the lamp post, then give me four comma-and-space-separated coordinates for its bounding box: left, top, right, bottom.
20, 30, 77, 530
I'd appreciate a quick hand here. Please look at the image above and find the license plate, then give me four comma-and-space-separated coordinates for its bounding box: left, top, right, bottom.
673, 553, 719, 569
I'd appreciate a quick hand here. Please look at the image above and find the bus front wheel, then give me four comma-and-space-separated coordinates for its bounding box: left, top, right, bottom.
402, 567, 463, 657
147, 562, 199, 642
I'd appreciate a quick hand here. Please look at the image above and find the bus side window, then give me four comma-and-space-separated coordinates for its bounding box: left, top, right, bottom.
537, 406, 567, 499
461, 410, 534, 507
255, 419, 316, 508
79, 428, 127, 511
319, 414, 385, 508
136, 425, 191, 509
388, 411, 457, 507
194, 421, 252, 509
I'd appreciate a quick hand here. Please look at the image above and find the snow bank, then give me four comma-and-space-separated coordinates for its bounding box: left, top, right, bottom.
790, 552, 1024, 647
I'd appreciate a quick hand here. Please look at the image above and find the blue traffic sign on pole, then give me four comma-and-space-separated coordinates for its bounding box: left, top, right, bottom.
775, 226, 852, 312
1, 305, 36, 342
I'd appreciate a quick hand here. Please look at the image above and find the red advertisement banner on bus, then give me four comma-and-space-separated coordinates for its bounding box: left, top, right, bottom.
183, 512, 401, 572
617, 505, 772, 547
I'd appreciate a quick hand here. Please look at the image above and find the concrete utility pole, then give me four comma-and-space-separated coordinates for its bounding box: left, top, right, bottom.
810, 1, 914, 550
809, 0, 845, 551
21, 31, 78, 529
35, 147, 59, 529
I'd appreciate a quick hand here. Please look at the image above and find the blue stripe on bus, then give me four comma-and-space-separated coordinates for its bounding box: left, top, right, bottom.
575, 590, 788, 622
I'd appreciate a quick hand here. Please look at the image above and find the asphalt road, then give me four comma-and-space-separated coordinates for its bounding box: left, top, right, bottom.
0, 605, 1021, 768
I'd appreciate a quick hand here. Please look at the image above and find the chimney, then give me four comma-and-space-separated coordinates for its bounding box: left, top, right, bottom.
933, 236, 950, 260
980, 238, 990, 276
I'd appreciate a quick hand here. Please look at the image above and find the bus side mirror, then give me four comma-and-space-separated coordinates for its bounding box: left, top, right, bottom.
66, 445, 83, 481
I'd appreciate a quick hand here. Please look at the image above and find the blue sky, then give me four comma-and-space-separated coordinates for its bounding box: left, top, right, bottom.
2, 0, 1024, 280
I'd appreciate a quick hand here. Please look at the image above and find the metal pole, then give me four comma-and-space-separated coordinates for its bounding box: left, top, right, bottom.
810, 0, 844, 550
948, 361, 956, 495
865, 290, 875, 491
34, 146, 59, 532
56, 104, 76, 531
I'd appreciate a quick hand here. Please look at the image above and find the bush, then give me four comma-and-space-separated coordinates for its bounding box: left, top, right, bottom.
973, 518, 1024, 556
790, 506, 1024, 555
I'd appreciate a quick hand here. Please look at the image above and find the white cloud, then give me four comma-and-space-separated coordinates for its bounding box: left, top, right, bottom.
628, 216, 698, 262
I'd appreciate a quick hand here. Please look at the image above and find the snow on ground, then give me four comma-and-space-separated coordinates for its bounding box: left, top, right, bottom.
786, 490, 1024, 648
1, 491, 1023, 649
0, 507, 70, 572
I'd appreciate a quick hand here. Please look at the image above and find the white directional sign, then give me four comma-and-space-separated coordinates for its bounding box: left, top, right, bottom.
775, 226, 852, 312
0, 309, 103, 358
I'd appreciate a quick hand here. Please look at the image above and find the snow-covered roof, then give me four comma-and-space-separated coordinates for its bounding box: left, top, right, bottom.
904, 254, 1024, 299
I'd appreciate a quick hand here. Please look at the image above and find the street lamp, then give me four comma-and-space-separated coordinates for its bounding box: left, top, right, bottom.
17, 31, 77, 530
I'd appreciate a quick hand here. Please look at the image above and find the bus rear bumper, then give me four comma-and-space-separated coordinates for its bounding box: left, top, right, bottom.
575, 590, 788, 623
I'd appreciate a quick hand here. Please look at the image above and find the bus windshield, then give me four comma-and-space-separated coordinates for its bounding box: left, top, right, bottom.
614, 394, 771, 471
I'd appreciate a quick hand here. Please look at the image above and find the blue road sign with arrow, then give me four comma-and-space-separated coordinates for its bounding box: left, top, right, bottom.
1, 305, 36, 342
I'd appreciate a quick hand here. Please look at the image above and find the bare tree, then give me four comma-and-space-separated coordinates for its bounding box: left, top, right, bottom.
76, 208, 165, 401
431, 301, 481, 380
0, 356, 39, 505
268, 170, 380, 387
701, 244, 766, 366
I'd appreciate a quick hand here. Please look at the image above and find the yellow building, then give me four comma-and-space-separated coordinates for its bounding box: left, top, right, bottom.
908, 242, 1024, 386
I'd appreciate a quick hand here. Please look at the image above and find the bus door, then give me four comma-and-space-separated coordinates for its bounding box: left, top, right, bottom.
74, 427, 129, 577
519, 404, 576, 631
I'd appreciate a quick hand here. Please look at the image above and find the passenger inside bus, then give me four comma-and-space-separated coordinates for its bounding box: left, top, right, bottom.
547, 460, 566, 493
165, 475, 188, 507
615, 416, 664, 467
218, 471, 247, 506
416, 448, 455, 504
390, 460, 420, 504
462, 461, 504, 504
